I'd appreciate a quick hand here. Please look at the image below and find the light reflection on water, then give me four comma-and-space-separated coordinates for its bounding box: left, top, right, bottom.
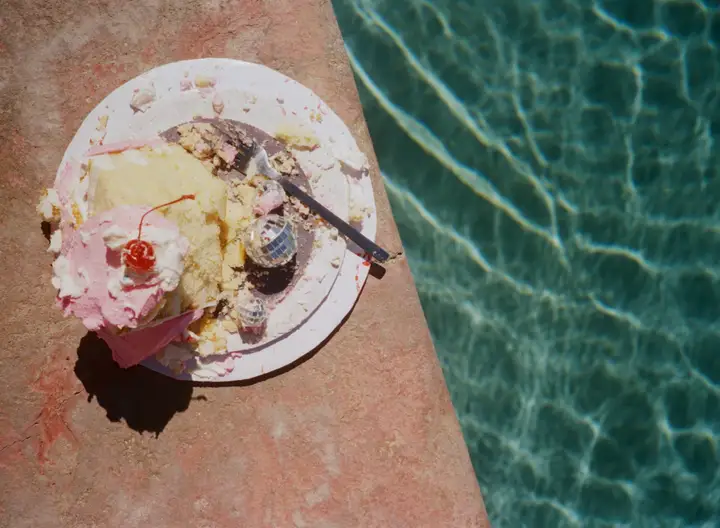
333, 0, 720, 526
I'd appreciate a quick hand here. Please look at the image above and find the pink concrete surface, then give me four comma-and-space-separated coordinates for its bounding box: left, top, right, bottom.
0, 1, 489, 526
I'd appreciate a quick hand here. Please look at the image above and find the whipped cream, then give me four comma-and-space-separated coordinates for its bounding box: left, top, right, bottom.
52, 206, 189, 331
157, 343, 195, 374
48, 161, 90, 227
51, 255, 88, 298
156, 342, 235, 379
47, 229, 63, 254
190, 354, 235, 380
37, 188, 62, 223
102, 223, 188, 295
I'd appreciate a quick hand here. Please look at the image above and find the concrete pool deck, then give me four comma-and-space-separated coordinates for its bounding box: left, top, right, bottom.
0, 0, 489, 526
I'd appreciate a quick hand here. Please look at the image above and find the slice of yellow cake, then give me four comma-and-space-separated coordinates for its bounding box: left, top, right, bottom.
89, 144, 227, 316
222, 180, 257, 290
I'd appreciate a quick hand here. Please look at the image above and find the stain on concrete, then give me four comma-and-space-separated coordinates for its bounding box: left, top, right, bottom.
305, 482, 330, 507
27, 346, 82, 465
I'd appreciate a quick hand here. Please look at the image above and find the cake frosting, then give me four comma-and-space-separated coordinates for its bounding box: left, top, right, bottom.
99, 308, 205, 369
40, 139, 235, 368
41, 114, 349, 376
54, 205, 189, 331
88, 144, 227, 316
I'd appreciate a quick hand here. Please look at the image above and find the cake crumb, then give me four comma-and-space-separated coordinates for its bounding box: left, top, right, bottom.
349, 200, 371, 223
212, 93, 224, 115
221, 318, 238, 332
194, 75, 216, 88
270, 150, 298, 175
37, 188, 62, 223
96, 115, 109, 131
130, 85, 156, 113
71, 202, 84, 226
275, 123, 319, 151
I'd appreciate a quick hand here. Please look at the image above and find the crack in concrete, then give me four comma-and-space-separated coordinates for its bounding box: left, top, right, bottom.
385, 250, 404, 263
0, 435, 34, 454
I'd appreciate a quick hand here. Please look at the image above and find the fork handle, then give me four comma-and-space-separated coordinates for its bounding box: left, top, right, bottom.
279, 178, 389, 263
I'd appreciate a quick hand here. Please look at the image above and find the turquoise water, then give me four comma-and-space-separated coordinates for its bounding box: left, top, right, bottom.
332, 0, 720, 526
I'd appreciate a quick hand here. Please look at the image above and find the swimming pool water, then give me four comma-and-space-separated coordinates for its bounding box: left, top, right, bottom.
332, 0, 720, 526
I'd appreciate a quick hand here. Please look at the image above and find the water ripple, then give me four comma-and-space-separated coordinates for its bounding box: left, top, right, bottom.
333, 0, 720, 525
347, 46, 566, 256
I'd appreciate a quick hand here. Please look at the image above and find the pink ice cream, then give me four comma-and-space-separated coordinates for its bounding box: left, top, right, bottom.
53, 205, 189, 331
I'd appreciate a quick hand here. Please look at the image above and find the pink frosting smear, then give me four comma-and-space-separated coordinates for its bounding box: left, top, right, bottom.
51, 144, 217, 370
99, 308, 205, 369
55, 161, 80, 203
253, 184, 285, 216
85, 138, 163, 157
53, 161, 83, 224
56, 205, 185, 331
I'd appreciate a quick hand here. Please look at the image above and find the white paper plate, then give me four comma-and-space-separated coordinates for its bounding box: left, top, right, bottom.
58, 59, 376, 381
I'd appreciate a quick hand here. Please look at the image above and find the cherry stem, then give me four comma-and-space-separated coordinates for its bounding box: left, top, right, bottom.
136, 194, 196, 240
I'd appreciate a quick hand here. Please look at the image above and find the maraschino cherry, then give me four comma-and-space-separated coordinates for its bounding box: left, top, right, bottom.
123, 194, 195, 273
